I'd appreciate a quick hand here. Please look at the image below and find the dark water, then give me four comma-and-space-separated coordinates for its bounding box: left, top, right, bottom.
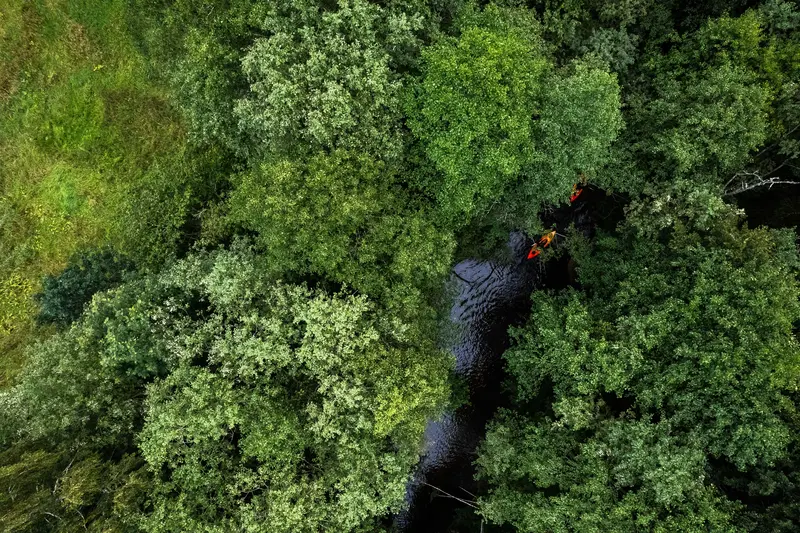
395, 195, 603, 533
734, 183, 800, 229
395, 233, 566, 532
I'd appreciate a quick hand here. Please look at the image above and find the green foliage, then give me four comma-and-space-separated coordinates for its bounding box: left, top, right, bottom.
4, 1, 800, 532
0, 445, 148, 533
608, 3, 800, 193
477, 204, 800, 531
36, 249, 134, 327
137, 0, 438, 161
140, 278, 450, 531
4, 280, 171, 446
407, 3, 621, 225
627, 20, 773, 184
479, 415, 743, 532
227, 150, 456, 313
106, 156, 195, 268
154, 1, 273, 154
0, 448, 61, 532
748, 0, 800, 188
2, 244, 451, 531
761, 0, 800, 32
229, 152, 394, 277
646, 62, 769, 178
583, 27, 640, 71
234, 0, 424, 161
407, 11, 547, 220
511, 57, 622, 227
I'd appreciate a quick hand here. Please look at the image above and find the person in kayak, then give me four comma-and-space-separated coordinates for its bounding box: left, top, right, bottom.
570, 183, 583, 203
527, 230, 556, 260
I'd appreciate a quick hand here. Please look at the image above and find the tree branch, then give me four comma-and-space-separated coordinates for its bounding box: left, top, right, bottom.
722, 169, 800, 197
421, 482, 479, 509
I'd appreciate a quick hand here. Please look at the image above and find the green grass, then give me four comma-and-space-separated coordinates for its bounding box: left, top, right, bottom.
0, 0, 187, 383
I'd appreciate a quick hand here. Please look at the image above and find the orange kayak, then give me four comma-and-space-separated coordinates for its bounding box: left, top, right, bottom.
527, 231, 556, 260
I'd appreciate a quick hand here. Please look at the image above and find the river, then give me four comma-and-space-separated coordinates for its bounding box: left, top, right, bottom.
394, 195, 601, 532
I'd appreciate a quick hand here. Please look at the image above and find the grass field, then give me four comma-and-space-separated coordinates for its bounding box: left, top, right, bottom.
0, 0, 187, 383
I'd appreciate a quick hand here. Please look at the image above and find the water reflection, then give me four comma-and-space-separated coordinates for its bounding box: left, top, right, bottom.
396, 232, 544, 532
396, 197, 601, 532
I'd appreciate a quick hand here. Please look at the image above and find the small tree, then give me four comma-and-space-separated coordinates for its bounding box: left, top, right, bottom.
227, 150, 456, 313
36, 249, 134, 327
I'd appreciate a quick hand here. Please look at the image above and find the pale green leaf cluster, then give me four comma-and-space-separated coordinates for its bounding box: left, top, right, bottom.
2, 244, 452, 531
234, 0, 418, 160
160, 0, 437, 161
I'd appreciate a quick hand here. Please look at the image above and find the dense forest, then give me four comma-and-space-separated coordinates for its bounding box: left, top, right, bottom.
1, 0, 799, 531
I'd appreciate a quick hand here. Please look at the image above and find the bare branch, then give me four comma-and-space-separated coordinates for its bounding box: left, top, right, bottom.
722, 170, 800, 197
421, 482, 479, 509
459, 485, 478, 499
75, 509, 89, 531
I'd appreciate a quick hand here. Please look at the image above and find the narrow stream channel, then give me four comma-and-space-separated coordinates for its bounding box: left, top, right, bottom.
395, 233, 565, 532
395, 196, 601, 532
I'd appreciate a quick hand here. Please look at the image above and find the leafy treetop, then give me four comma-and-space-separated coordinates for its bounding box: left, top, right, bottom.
477, 202, 800, 531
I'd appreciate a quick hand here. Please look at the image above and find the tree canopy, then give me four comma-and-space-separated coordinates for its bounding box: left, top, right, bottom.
477, 203, 800, 531
139, 252, 450, 532
137, 0, 440, 162
2, 244, 451, 531
3, 0, 800, 531
36, 249, 134, 327
226, 150, 455, 313
407, 4, 622, 226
